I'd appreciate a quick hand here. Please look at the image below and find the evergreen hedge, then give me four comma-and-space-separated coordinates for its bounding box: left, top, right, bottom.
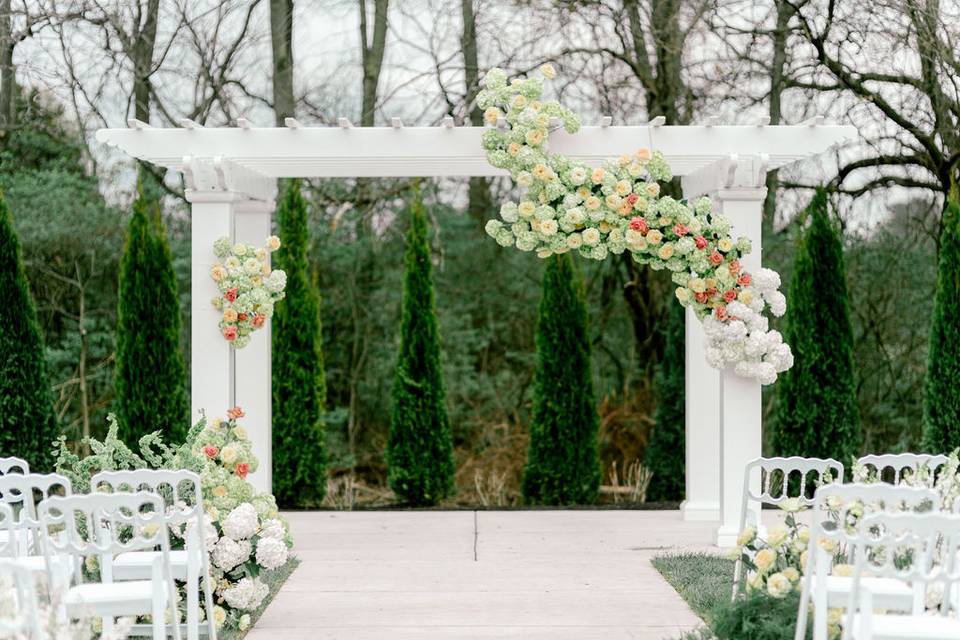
272, 180, 328, 507
922, 197, 960, 452
114, 192, 189, 445
0, 192, 58, 469
522, 253, 601, 505
772, 189, 859, 462
387, 184, 455, 506
645, 299, 685, 502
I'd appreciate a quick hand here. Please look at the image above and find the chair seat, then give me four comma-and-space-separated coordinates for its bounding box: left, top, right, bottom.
851, 613, 960, 639
64, 580, 162, 616
112, 550, 190, 580
812, 575, 915, 610
13, 554, 73, 579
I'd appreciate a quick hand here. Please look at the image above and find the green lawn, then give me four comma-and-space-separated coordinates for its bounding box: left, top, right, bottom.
651, 553, 733, 639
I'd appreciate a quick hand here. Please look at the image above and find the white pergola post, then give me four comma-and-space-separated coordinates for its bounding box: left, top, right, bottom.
682, 155, 767, 545
184, 157, 277, 495
680, 308, 720, 521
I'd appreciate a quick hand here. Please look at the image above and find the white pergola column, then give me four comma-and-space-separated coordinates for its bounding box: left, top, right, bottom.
714, 187, 766, 547
233, 199, 275, 494
184, 157, 278, 495
680, 308, 720, 521
682, 156, 767, 546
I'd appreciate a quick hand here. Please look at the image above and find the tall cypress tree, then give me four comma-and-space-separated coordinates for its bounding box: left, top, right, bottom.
272, 179, 327, 507
522, 253, 601, 505
0, 193, 58, 469
387, 184, 455, 506
772, 189, 859, 462
922, 196, 960, 452
115, 192, 189, 444
645, 299, 685, 502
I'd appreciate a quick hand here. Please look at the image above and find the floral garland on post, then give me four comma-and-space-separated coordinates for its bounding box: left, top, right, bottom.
210, 236, 287, 348
477, 66, 793, 384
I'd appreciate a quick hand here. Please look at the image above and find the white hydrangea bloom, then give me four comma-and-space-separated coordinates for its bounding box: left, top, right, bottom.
211, 537, 252, 571
222, 503, 259, 540
255, 536, 288, 570
222, 577, 269, 611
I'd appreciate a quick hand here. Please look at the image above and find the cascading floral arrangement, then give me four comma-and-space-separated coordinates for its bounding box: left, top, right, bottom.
477, 65, 793, 384
210, 236, 287, 349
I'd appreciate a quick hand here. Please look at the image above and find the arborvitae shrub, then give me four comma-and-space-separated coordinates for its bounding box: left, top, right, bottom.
772, 189, 859, 463
645, 299, 685, 502
387, 185, 455, 506
272, 179, 328, 507
922, 197, 960, 452
115, 193, 189, 445
522, 253, 601, 505
0, 193, 58, 469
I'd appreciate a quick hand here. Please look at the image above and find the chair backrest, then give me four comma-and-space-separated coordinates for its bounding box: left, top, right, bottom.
856, 453, 949, 485
0, 503, 15, 557
37, 491, 168, 557
91, 469, 204, 526
0, 457, 29, 476
848, 512, 960, 619
745, 456, 844, 506
0, 473, 72, 556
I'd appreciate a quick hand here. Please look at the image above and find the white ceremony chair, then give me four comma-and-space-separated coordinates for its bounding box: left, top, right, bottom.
732, 456, 844, 599
795, 483, 940, 640
0, 472, 75, 585
856, 453, 948, 485
37, 490, 182, 640
842, 511, 960, 639
0, 554, 44, 638
91, 469, 217, 640
0, 457, 29, 476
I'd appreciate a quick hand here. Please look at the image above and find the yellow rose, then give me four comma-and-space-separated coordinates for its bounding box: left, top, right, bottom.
507, 142, 522, 157
232, 426, 247, 440
591, 168, 605, 184
782, 567, 800, 582
675, 287, 691, 303
484, 107, 500, 125
213, 606, 227, 628
530, 100, 542, 112
831, 564, 853, 577
645, 183, 660, 197
210, 265, 227, 282
223, 308, 238, 323
512, 94, 527, 109
627, 162, 643, 177
818, 538, 837, 553
767, 525, 788, 548
532, 164, 550, 180
518, 201, 536, 218
689, 278, 706, 294
658, 243, 675, 260
266, 235, 281, 251
704, 277, 717, 290
525, 128, 546, 146
539, 63, 556, 79
718, 237, 734, 252
755, 548, 776, 574
738, 289, 755, 305
576, 186, 591, 198
617, 154, 631, 167
736, 525, 756, 547
767, 572, 792, 598
779, 497, 803, 513
618, 201, 633, 217
220, 445, 238, 464
605, 194, 622, 209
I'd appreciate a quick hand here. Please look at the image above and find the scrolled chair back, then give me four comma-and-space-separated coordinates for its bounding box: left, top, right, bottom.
744, 456, 844, 509
90, 469, 204, 528
0, 457, 29, 476
855, 453, 949, 486
37, 491, 168, 558
0, 473, 72, 556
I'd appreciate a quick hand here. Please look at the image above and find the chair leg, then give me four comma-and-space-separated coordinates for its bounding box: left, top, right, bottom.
153, 594, 166, 640
201, 568, 218, 640
187, 563, 200, 640
103, 616, 115, 637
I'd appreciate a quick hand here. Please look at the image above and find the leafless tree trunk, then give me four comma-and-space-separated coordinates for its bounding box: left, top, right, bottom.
360, 0, 388, 126
270, 0, 295, 125
0, 0, 13, 129
761, 0, 793, 239
461, 0, 491, 224
132, 0, 160, 123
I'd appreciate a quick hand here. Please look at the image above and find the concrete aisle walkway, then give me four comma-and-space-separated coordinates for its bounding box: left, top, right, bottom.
247, 510, 718, 640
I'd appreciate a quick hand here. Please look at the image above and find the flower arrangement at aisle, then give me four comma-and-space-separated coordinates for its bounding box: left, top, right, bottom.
476, 65, 792, 384
210, 236, 287, 348
54, 406, 293, 632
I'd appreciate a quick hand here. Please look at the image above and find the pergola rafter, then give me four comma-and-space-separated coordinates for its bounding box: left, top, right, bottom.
96, 120, 856, 546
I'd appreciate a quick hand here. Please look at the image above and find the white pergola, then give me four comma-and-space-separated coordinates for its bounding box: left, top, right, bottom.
96, 118, 855, 546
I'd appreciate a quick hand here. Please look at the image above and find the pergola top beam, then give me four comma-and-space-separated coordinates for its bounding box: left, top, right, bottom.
95, 124, 856, 181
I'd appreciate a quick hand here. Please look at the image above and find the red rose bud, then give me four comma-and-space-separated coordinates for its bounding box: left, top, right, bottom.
225, 288, 239, 302
237, 313, 248, 322
235, 462, 250, 479
695, 235, 708, 250
673, 223, 688, 237
203, 445, 219, 459
227, 406, 245, 419
223, 326, 237, 341
738, 273, 752, 286
723, 289, 737, 303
